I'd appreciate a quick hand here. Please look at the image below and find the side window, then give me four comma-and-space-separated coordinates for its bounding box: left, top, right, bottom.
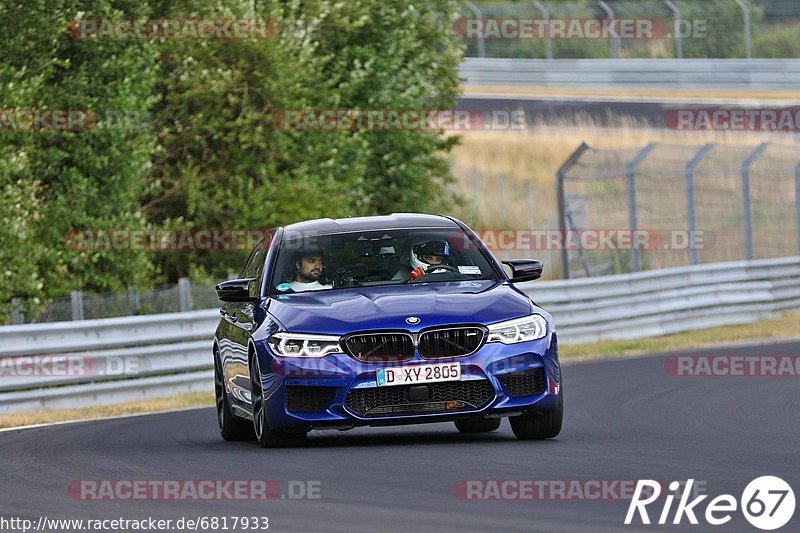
241, 231, 275, 281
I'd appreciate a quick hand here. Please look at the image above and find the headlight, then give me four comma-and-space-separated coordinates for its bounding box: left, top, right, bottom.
267, 333, 342, 358
487, 314, 548, 344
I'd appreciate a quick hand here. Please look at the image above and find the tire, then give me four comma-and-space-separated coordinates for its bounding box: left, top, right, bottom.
510, 384, 563, 440
250, 356, 307, 448
454, 417, 502, 433
215, 350, 254, 441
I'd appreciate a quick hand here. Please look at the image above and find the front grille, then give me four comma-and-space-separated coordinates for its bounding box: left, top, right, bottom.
499, 368, 546, 397
419, 327, 486, 358
285, 386, 337, 412
344, 332, 414, 363
344, 379, 495, 417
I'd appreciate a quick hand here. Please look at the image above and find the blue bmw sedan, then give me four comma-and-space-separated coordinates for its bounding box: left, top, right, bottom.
213, 214, 562, 447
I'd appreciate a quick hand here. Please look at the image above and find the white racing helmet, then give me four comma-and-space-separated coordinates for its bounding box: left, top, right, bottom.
410, 240, 451, 272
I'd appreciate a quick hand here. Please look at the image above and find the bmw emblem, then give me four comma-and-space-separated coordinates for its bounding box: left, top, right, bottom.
405, 316, 421, 325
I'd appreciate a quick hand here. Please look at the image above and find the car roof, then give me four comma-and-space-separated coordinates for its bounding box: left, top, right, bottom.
283, 213, 459, 236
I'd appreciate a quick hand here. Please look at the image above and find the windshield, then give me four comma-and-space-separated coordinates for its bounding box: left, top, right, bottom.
269, 227, 500, 295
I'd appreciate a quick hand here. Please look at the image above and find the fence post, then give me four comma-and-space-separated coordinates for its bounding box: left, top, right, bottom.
464, 1, 486, 58
532, 1, 553, 59
526, 182, 535, 230
598, 1, 620, 58
685, 144, 715, 265
10, 298, 24, 325
71, 290, 84, 321
127, 286, 141, 315
471, 168, 480, 223
627, 143, 658, 272
178, 278, 192, 312
734, 0, 753, 59
556, 142, 591, 279
742, 143, 769, 261
664, 1, 683, 59
498, 174, 507, 226
796, 162, 800, 256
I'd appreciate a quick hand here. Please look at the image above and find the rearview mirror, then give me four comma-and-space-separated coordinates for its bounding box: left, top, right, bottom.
502, 260, 543, 283
215, 278, 257, 302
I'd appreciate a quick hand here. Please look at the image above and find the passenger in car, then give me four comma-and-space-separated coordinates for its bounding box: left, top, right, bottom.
289, 250, 333, 292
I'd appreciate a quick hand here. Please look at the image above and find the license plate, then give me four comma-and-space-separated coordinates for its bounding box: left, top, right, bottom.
376, 362, 461, 387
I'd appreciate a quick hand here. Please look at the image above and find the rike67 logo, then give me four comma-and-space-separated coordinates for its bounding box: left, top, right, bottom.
625, 477, 795, 530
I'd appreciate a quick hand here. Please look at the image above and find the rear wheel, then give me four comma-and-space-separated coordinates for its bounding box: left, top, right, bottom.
250, 356, 307, 448
509, 386, 563, 440
215, 350, 254, 441
454, 417, 502, 434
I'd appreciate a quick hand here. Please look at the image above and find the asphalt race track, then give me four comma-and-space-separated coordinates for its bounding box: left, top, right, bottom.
1, 341, 797, 532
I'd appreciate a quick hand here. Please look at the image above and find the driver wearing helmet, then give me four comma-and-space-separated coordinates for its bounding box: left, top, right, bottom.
408, 240, 451, 281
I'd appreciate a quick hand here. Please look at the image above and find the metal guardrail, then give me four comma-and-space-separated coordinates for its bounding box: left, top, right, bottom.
460, 58, 800, 90
1, 256, 798, 413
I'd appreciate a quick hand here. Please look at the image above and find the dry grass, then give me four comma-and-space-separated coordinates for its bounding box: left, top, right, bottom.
447, 121, 798, 277
450, 123, 789, 191
0, 391, 213, 430
559, 312, 800, 360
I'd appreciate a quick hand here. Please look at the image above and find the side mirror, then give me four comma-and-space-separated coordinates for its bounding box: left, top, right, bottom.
215, 278, 257, 302
502, 260, 543, 283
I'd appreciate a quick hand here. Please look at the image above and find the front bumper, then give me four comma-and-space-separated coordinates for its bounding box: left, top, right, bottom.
257, 334, 560, 431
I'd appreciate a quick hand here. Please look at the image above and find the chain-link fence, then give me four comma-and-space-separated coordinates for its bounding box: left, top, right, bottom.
6, 279, 226, 325
461, 0, 800, 60
451, 162, 562, 276
557, 142, 800, 278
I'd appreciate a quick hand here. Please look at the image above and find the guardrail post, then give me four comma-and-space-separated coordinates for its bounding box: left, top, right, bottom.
464, 1, 486, 58
532, 1, 553, 59
598, 1, 620, 58
664, 1, 683, 59
734, 0, 753, 59
70, 290, 84, 321
10, 298, 24, 325
795, 162, 800, 256
556, 143, 591, 279
178, 278, 192, 312
685, 144, 715, 265
742, 143, 769, 260
627, 143, 658, 272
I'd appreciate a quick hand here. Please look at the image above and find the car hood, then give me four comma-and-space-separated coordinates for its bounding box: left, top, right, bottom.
267, 280, 534, 335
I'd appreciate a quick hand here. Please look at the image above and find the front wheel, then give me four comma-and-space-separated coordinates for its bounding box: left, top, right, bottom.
510, 385, 563, 440
215, 350, 254, 441
250, 356, 307, 448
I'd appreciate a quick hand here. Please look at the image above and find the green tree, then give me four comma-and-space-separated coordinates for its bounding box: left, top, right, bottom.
0, 0, 158, 319
147, 0, 465, 280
